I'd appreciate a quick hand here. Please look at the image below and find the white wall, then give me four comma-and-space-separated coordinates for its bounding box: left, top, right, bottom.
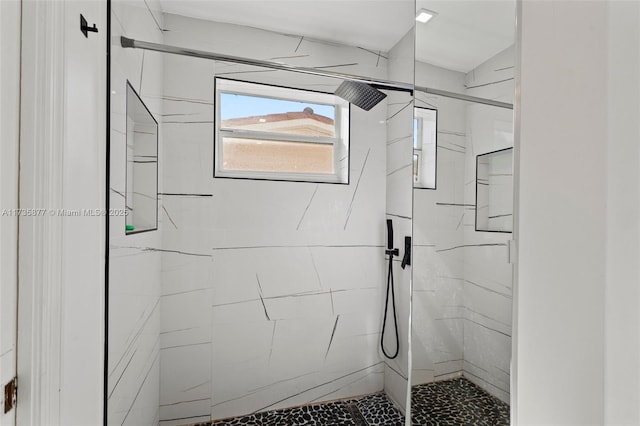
158, 13, 391, 424
0, 1, 20, 424
514, 1, 607, 424
605, 2, 640, 423
108, 1, 164, 425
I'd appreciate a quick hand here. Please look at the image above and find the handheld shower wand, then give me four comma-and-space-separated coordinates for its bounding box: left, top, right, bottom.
381, 220, 400, 359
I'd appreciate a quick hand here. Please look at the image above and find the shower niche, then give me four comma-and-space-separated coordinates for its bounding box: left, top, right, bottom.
125, 81, 158, 234
476, 147, 514, 233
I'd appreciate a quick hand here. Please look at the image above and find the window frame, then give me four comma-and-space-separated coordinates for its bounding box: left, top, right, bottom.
214, 77, 350, 185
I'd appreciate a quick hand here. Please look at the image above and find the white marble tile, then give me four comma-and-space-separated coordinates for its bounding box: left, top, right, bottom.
311, 247, 384, 292
331, 287, 382, 317
264, 292, 333, 320
109, 333, 160, 426
160, 289, 213, 348
463, 319, 511, 400
383, 365, 407, 414
109, 2, 163, 425
210, 363, 385, 421
160, 343, 212, 422
121, 355, 160, 426
161, 253, 214, 296
212, 300, 267, 325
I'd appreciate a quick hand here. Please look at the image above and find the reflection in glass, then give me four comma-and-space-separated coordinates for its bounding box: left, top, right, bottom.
413, 107, 437, 189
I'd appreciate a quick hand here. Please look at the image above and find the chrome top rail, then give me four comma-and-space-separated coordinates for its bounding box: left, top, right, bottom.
120, 36, 514, 110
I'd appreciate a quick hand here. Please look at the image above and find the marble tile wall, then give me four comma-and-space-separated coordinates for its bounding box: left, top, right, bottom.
383, 29, 415, 411
158, 13, 394, 425
462, 46, 515, 403
108, 1, 164, 425
412, 61, 468, 386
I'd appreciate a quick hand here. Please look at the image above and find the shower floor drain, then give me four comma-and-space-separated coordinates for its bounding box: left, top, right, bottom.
345, 403, 368, 426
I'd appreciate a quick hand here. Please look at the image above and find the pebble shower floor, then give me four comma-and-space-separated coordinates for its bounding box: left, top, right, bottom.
195, 377, 509, 425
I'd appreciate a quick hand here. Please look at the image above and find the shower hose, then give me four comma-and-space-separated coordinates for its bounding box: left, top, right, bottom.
381, 248, 400, 359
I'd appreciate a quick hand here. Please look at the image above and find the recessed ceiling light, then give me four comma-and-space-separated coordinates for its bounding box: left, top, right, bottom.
416, 9, 437, 24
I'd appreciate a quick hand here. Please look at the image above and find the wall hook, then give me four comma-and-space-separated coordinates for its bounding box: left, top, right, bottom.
80, 14, 98, 38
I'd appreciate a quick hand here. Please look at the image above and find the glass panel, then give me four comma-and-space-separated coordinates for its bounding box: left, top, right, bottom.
412, 0, 515, 421
221, 137, 333, 174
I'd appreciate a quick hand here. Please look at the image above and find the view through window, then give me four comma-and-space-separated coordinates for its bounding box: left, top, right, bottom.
215, 78, 350, 184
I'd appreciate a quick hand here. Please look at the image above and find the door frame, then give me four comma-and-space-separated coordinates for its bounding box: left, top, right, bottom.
17, 1, 106, 424
0, 0, 21, 423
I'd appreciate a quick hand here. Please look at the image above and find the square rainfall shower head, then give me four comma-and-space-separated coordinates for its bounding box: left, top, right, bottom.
335, 80, 387, 111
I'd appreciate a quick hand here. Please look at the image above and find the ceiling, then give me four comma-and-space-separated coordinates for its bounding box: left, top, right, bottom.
158, 0, 515, 74
416, 0, 515, 72
159, 0, 415, 53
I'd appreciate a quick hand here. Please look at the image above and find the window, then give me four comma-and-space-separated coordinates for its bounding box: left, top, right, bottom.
214, 78, 350, 184
413, 107, 437, 189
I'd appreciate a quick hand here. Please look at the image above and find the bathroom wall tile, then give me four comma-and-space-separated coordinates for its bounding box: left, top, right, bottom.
159, 343, 212, 423
463, 277, 512, 332
108, 307, 160, 425
161, 253, 214, 296
311, 246, 384, 292
331, 287, 382, 317
211, 300, 267, 326
463, 320, 511, 403
383, 365, 408, 413
268, 317, 338, 376
160, 195, 216, 253
465, 46, 515, 104
461, 47, 515, 403
322, 313, 381, 366
210, 363, 385, 420
109, 1, 163, 424
120, 355, 160, 426
160, 289, 213, 349
264, 292, 334, 320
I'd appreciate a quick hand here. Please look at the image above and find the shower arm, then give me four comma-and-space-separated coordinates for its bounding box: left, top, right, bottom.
120, 37, 514, 110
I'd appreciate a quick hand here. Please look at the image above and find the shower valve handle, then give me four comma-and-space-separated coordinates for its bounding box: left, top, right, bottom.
401, 236, 411, 269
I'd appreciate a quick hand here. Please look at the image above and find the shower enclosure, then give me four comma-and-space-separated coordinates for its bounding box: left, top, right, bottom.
106, 1, 515, 424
